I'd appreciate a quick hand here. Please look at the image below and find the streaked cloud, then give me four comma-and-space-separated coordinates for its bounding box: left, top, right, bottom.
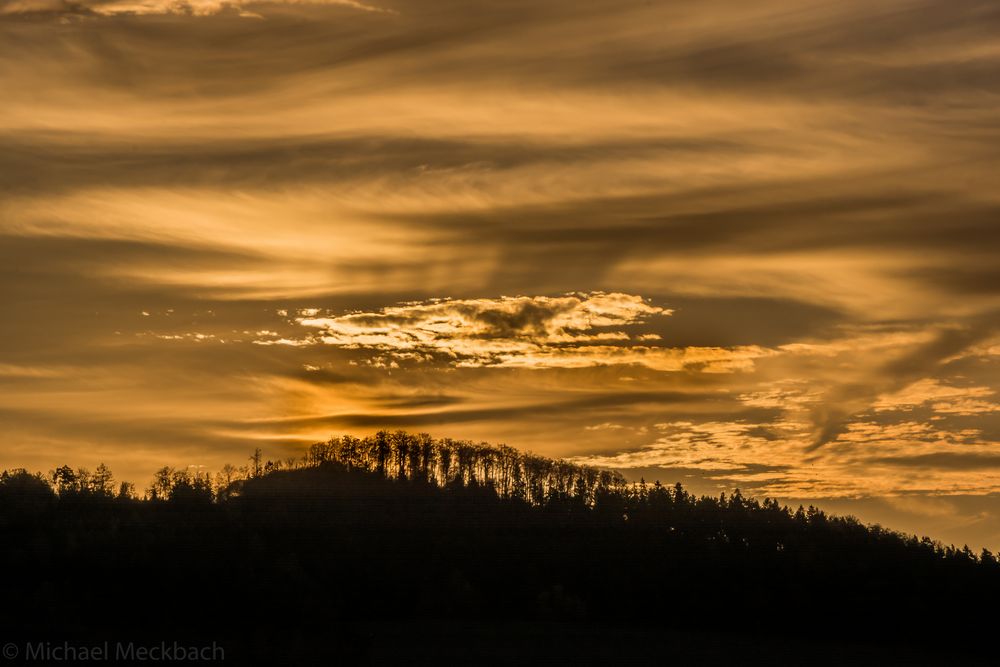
874, 378, 999, 416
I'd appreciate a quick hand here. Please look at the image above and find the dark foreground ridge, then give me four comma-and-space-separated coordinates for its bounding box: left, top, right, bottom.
2, 431, 997, 665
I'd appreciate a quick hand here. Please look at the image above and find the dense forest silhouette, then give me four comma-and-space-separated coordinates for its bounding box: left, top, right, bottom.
2, 431, 997, 665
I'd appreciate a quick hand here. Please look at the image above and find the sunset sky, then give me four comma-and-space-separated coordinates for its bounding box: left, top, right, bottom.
2, 0, 999, 548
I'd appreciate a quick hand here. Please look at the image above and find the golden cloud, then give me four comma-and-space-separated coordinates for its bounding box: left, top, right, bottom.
255, 293, 772, 371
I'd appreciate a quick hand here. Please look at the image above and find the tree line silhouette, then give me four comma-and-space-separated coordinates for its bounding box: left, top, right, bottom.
1, 431, 997, 665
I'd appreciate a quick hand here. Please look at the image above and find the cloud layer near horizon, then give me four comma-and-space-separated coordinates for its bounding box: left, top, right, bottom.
2, 0, 999, 548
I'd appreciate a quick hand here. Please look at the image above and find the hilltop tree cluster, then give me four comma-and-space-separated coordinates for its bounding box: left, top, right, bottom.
302, 432, 626, 506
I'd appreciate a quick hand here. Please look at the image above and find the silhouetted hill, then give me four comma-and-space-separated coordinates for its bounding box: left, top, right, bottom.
1, 432, 996, 665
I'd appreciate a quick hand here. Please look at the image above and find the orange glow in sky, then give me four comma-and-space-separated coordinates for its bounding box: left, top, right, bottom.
2, 0, 999, 549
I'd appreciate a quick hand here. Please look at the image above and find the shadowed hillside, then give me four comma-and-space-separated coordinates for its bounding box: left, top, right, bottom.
1, 431, 996, 665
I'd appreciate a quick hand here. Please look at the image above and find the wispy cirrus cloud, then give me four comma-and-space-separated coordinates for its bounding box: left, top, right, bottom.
874, 378, 999, 416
